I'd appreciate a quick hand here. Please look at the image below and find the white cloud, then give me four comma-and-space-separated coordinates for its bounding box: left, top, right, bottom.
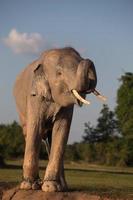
3, 29, 45, 54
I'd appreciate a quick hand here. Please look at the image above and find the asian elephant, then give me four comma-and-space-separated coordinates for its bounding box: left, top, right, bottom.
13, 47, 97, 192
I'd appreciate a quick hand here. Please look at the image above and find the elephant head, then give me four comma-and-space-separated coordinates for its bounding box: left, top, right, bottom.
31, 47, 98, 107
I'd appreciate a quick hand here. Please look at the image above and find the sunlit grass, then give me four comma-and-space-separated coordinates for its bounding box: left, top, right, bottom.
0, 160, 133, 198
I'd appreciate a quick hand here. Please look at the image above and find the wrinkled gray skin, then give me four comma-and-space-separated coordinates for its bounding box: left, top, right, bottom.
13, 47, 97, 192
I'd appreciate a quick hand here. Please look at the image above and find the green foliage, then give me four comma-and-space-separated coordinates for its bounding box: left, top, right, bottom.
115, 72, 133, 166
96, 104, 119, 141
83, 104, 119, 143
0, 121, 24, 159
80, 74, 133, 167
65, 143, 82, 161
116, 72, 133, 138
83, 122, 100, 143
81, 103, 133, 166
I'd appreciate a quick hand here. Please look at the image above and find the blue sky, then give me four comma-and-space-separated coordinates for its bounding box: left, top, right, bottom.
0, 0, 133, 143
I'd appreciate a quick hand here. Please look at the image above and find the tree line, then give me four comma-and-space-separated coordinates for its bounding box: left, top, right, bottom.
0, 72, 133, 167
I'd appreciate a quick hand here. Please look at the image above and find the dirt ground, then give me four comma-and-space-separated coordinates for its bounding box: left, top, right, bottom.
1, 182, 132, 200
2, 187, 112, 200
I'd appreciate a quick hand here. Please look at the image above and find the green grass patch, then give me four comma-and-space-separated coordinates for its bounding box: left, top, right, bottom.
0, 160, 133, 199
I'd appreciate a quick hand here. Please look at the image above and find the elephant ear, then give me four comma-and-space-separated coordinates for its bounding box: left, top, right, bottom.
31, 64, 52, 101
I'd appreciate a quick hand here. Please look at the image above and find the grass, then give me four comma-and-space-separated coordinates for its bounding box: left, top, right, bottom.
0, 160, 133, 199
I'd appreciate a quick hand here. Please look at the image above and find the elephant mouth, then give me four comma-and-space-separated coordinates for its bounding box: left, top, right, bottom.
71, 89, 107, 106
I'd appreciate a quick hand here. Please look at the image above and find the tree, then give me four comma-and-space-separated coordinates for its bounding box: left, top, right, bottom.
83, 104, 119, 143
116, 72, 133, 138
116, 72, 133, 165
96, 104, 119, 141
65, 143, 81, 161
0, 121, 24, 160
82, 122, 99, 143
82, 104, 121, 165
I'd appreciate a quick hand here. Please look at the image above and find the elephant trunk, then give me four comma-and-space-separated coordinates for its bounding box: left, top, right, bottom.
87, 60, 97, 91
72, 59, 106, 104
75, 59, 97, 93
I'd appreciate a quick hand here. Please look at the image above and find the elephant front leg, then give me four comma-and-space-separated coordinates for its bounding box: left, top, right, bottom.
20, 123, 42, 190
44, 132, 67, 191
20, 99, 43, 190
42, 107, 73, 192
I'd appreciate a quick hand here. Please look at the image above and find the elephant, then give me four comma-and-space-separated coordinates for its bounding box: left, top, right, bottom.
13, 47, 98, 192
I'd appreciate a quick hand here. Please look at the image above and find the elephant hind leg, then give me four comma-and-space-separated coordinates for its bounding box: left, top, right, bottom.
21, 97, 46, 190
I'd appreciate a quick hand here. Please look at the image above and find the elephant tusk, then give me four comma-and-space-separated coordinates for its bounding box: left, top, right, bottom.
72, 89, 90, 105
93, 89, 107, 101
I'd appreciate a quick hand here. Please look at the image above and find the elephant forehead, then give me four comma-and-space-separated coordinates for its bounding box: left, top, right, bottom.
44, 54, 80, 71
61, 55, 80, 69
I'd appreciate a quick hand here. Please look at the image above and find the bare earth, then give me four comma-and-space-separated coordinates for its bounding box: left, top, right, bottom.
2, 187, 122, 200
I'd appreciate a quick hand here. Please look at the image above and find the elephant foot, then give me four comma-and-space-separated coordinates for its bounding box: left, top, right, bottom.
20, 180, 32, 190
42, 181, 62, 192
20, 178, 42, 190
